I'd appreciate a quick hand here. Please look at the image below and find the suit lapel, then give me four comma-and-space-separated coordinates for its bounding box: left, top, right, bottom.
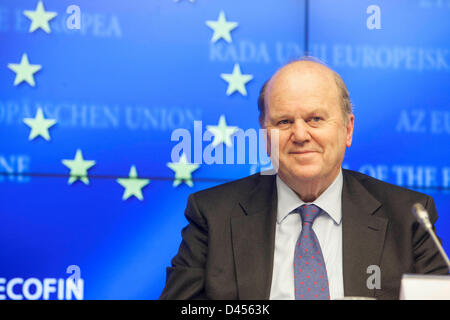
231, 175, 277, 299
342, 170, 388, 298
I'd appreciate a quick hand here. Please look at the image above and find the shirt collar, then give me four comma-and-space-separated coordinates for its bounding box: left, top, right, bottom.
276, 169, 343, 225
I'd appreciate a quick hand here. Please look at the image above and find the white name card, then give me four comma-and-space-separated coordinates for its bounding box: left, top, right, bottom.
400, 274, 450, 300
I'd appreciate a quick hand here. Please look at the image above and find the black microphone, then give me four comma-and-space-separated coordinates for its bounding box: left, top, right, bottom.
412, 203, 450, 270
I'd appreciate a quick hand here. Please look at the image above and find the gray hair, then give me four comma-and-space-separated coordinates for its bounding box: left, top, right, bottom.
258, 57, 353, 126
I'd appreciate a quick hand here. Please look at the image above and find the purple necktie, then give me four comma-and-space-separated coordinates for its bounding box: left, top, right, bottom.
293, 204, 330, 300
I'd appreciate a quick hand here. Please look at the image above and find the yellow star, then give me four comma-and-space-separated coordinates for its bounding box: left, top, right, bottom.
23, 1, 57, 33
7, 53, 42, 87
207, 115, 238, 147
167, 153, 199, 187
220, 63, 253, 96
23, 107, 56, 141
205, 10, 238, 43
62, 149, 96, 185
117, 166, 150, 201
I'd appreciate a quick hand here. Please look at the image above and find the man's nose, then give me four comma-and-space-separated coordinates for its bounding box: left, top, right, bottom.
291, 119, 311, 143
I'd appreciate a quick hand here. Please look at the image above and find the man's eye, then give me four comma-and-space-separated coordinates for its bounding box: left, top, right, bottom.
309, 117, 322, 122
277, 120, 290, 125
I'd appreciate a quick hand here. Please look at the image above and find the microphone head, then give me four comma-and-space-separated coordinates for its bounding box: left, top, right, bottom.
412, 203, 432, 230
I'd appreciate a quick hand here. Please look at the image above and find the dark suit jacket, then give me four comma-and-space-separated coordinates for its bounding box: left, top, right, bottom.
160, 169, 449, 300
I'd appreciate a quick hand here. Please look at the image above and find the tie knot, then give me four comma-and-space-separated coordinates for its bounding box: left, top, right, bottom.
297, 204, 321, 225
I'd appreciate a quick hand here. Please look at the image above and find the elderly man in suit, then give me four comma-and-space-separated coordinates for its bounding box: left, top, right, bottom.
160, 59, 449, 300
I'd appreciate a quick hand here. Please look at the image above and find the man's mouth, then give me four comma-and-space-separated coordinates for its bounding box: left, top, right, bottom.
289, 151, 317, 154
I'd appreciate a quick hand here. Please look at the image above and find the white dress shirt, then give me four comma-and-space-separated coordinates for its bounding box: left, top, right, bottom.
269, 169, 344, 300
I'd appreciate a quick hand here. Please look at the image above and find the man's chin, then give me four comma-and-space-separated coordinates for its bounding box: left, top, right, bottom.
280, 165, 322, 182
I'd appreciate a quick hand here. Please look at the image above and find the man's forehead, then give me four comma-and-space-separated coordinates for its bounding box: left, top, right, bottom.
268, 104, 330, 118
268, 61, 335, 89
265, 61, 339, 106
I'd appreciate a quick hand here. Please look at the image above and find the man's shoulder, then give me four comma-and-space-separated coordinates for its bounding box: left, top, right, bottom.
187, 172, 276, 218
192, 169, 432, 202
343, 169, 431, 204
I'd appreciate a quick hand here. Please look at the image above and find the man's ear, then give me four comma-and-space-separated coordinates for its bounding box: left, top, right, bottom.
259, 113, 267, 127
346, 114, 355, 148
259, 118, 271, 157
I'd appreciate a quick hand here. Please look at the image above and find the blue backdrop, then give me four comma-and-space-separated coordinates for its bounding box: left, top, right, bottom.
0, 0, 449, 299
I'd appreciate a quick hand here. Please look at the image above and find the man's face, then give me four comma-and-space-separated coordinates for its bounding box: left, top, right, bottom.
263, 63, 354, 186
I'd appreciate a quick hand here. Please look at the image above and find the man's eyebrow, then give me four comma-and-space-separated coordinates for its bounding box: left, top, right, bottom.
270, 109, 329, 119
270, 113, 291, 119
306, 108, 329, 115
